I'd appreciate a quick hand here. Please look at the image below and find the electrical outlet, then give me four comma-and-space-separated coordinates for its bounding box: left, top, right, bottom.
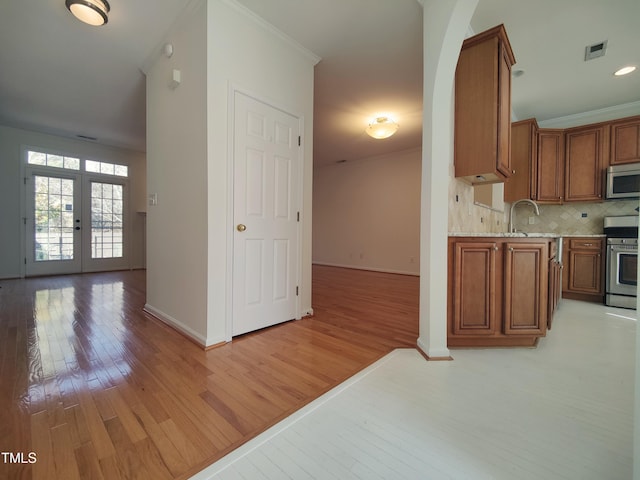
528, 216, 535, 225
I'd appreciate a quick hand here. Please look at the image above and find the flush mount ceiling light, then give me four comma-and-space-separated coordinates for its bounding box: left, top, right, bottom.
65, 0, 110, 26
614, 66, 637, 76
366, 116, 399, 139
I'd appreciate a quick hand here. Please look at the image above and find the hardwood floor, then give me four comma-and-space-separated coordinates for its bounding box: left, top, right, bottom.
0, 265, 419, 479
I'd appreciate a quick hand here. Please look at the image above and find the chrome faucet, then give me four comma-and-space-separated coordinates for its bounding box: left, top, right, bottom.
509, 199, 540, 233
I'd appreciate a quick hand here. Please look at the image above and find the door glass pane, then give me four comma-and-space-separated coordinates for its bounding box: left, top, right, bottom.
618, 253, 638, 286
91, 182, 124, 259
34, 175, 75, 261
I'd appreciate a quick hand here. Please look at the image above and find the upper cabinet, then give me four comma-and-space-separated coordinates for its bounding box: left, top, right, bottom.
610, 116, 640, 166
507, 114, 640, 204
455, 24, 516, 184
505, 119, 537, 202
564, 124, 608, 202
536, 129, 565, 204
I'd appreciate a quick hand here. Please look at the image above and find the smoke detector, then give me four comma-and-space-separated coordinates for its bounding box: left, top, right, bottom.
585, 40, 607, 61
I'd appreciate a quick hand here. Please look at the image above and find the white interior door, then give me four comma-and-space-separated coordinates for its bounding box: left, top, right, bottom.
232, 92, 300, 336
25, 169, 82, 276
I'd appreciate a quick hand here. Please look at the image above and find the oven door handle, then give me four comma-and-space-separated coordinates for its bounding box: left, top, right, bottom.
609, 245, 639, 254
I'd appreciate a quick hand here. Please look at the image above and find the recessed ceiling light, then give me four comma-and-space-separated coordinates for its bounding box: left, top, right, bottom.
614, 66, 637, 76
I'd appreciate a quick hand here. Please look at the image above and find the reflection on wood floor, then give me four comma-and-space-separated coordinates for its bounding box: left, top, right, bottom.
0, 265, 418, 479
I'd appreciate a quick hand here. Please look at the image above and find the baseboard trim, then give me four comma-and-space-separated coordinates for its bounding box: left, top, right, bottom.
416, 338, 453, 361
143, 303, 225, 349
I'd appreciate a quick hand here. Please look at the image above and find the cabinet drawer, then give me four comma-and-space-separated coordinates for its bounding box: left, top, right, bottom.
568, 238, 602, 250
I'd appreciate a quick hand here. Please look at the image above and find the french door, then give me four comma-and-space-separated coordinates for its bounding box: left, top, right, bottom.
26, 170, 82, 276
25, 168, 128, 276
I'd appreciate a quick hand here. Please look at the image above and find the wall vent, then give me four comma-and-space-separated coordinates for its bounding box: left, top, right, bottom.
585, 40, 607, 61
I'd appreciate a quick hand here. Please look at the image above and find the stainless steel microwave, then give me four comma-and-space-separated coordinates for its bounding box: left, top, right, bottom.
606, 163, 640, 199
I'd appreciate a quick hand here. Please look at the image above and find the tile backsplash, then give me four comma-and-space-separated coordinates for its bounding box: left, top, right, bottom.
449, 159, 639, 235
513, 199, 640, 235
449, 166, 507, 233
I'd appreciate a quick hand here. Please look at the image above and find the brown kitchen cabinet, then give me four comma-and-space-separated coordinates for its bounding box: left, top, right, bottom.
562, 237, 605, 303
505, 118, 538, 202
610, 115, 640, 166
503, 242, 548, 336
448, 237, 550, 347
536, 129, 565, 204
507, 115, 640, 205
454, 24, 515, 184
564, 124, 608, 202
450, 241, 499, 336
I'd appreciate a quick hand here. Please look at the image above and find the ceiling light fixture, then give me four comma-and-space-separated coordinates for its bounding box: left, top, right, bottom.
366, 116, 399, 139
614, 66, 637, 76
65, 0, 110, 26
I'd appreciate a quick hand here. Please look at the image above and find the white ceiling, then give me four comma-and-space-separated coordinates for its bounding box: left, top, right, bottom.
0, 0, 638, 164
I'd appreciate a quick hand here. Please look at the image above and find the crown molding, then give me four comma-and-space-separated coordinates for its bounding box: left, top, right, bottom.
220, 0, 321, 66
538, 101, 640, 129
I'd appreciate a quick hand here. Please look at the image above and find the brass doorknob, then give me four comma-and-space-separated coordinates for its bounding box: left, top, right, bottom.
237, 224, 246, 232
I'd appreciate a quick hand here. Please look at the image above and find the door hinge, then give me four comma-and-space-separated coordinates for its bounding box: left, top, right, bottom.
297, 211, 300, 222
24, 177, 27, 185
298, 136, 301, 146
23, 217, 27, 225
24, 257, 27, 265
296, 286, 299, 296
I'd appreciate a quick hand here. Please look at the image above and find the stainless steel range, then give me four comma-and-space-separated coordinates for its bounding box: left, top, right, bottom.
604, 215, 638, 309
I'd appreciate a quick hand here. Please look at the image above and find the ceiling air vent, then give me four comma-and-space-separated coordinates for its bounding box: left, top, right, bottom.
585, 40, 607, 61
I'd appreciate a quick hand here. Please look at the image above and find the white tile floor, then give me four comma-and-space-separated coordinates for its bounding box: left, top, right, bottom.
192, 300, 636, 480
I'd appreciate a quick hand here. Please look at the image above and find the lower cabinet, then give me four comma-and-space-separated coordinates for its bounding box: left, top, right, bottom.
562, 237, 604, 303
448, 237, 552, 347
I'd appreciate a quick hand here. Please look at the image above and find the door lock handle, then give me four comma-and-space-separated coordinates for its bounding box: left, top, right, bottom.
237, 224, 246, 232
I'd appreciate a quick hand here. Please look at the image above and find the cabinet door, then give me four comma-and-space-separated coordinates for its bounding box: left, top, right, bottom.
506, 119, 537, 202
536, 130, 564, 204
496, 43, 513, 179
564, 125, 607, 202
452, 241, 498, 335
503, 242, 547, 335
568, 250, 603, 295
610, 116, 640, 165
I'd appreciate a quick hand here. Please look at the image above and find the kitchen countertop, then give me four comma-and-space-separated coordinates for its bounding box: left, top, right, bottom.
448, 232, 606, 238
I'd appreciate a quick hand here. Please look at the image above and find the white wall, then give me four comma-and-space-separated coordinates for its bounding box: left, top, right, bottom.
0, 124, 146, 279
313, 148, 421, 275
145, 0, 209, 343
145, 0, 316, 346
206, 0, 317, 341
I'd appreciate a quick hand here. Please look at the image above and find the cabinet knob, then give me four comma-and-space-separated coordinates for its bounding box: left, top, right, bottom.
508, 247, 514, 252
